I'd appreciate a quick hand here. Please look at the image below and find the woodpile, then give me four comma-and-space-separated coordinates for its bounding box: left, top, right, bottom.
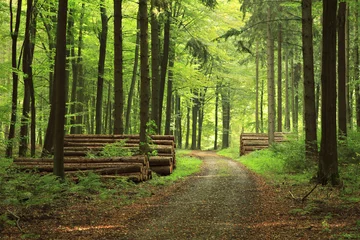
63, 134, 176, 176
240, 132, 289, 156
13, 134, 176, 180
13, 156, 151, 182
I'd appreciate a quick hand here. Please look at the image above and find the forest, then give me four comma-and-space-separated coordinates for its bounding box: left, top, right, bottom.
1, 0, 360, 238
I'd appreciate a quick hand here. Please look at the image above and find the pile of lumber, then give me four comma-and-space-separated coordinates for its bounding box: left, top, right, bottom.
240, 132, 289, 156
13, 156, 151, 182
63, 134, 176, 176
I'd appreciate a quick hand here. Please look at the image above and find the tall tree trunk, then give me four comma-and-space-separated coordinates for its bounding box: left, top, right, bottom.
69, 8, 78, 135
96, 0, 108, 134
114, 0, 124, 134
284, 51, 290, 131
175, 94, 182, 148
151, 0, 160, 131
165, 42, 175, 135
346, 4, 351, 129
293, 63, 300, 133
267, 7, 275, 144
255, 42, 260, 133
319, 0, 339, 185
260, 77, 264, 133
197, 89, 206, 150
277, 23, 282, 132
355, 0, 360, 129
214, 85, 219, 149
6, 0, 22, 158
125, 12, 140, 134
75, 4, 85, 134
159, 10, 171, 133
191, 91, 198, 150
221, 85, 230, 148
338, 2, 347, 137
302, 0, 318, 160
53, 0, 68, 179
185, 106, 190, 149
139, 0, 150, 154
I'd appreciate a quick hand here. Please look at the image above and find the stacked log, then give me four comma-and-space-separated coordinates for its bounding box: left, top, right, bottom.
240, 132, 289, 156
63, 134, 176, 176
13, 156, 150, 182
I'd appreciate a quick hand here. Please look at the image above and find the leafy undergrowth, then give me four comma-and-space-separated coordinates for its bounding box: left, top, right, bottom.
218, 133, 360, 239
0, 150, 202, 238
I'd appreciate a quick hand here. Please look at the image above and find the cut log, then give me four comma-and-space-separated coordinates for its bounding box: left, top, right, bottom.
151, 165, 173, 176
148, 156, 173, 166
17, 164, 143, 173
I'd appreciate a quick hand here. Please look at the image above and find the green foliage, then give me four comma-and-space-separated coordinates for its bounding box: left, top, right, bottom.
338, 131, 360, 164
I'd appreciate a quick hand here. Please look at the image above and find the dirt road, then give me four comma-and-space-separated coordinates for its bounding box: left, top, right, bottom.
110, 151, 272, 239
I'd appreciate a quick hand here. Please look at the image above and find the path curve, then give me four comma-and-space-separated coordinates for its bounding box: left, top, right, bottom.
112, 151, 268, 239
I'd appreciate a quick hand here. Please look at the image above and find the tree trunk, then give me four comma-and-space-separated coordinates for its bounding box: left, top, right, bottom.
6, 0, 22, 158
139, 0, 150, 154
255, 42, 260, 133
355, 0, 360, 129
302, 0, 318, 160
159, 10, 171, 133
165, 42, 175, 135
214, 84, 219, 149
319, 0, 339, 185
346, 4, 351, 129
338, 2, 347, 137
151, 0, 160, 131
277, 23, 282, 132
260, 76, 264, 133
114, 0, 124, 134
125, 12, 140, 134
293, 63, 301, 133
221, 85, 230, 148
284, 51, 290, 131
197, 90, 206, 150
96, 0, 108, 134
175, 94, 182, 148
191, 91, 198, 150
185, 106, 190, 149
267, 7, 275, 144
53, 0, 68, 179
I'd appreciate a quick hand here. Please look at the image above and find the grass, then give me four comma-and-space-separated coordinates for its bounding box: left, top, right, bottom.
0, 150, 203, 232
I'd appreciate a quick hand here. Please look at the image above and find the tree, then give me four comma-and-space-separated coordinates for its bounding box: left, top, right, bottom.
53, 0, 68, 179
150, 0, 160, 132
6, 0, 22, 158
95, 0, 108, 134
318, 0, 339, 185
139, 0, 150, 154
302, 0, 317, 160
338, 2, 347, 137
267, 7, 275, 144
114, 0, 124, 134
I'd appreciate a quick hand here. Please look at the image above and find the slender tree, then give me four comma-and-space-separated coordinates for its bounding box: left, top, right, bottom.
114, 0, 124, 134
267, 7, 275, 144
319, 0, 339, 185
338, 2, 347, 137
302, 0, 317, 160
277, 23, 282, 133
6, 0, 22, 158
53, 0, 68, 179
139, 0, 150, 154
255, 41, 260, 133
96, 0, 108, 134
151, 0, 160, 131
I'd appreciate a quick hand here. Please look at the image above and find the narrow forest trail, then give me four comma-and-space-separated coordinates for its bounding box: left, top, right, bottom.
103, 151, 292, 239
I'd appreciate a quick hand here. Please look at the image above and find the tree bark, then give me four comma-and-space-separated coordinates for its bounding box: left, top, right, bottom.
214, 84, 219, 149
175, 94, 182, 148
6, 0, 23, 158
255, 42, 260, 133
267, 7, 275, 144
338, 2, 347, 137
53, 0, 68, 179
302, 0, 318, 160
96, 0, 108, 134
164, 41, 175, 135
151, 0, 160, 131
191, 91, 198, 150
277, 23, 282, 132
319, 0, 339, 185
114, 0, 124, 134
185, 106, 190, 149
293, 63, 301, 133
355, 0, 360, 128
221, 85, 230, 148
345, 4, 351, 129
139, 0, 150, 154
284, 51, 290, 131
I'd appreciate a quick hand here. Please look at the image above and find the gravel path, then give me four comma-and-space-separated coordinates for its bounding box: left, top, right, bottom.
115, 151, 267, 239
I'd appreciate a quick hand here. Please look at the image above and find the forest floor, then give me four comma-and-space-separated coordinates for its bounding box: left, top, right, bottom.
2, 151, 359, 239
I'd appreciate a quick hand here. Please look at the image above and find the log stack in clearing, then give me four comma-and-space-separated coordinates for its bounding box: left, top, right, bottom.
240, 132, 289, 156
13, 134, 176, 181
